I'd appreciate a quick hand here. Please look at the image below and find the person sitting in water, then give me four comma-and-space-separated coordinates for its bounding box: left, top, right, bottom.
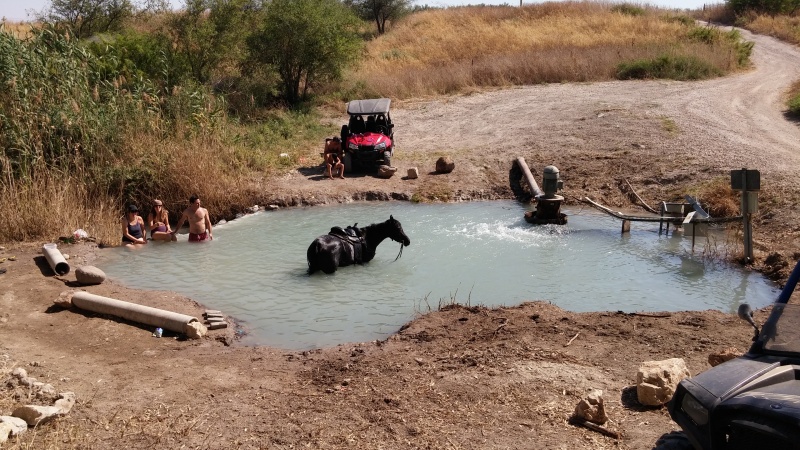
147, 199, 174, 241
121, 204, 147, 246
324, 137, 345, 179
171, 195, 213, 242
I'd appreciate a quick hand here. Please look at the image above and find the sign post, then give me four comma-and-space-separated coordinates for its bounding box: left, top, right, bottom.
730, 168, 760, 263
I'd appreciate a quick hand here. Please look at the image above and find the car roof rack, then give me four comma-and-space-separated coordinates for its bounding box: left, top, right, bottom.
347, 98, 391, 115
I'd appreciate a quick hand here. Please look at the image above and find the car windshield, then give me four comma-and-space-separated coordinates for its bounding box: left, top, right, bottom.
759, 303, 800, 354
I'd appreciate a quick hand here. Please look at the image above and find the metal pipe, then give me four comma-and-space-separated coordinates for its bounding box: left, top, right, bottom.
515, 157, 544, 198
71, 291, 201, 336
42, 244, 70, 275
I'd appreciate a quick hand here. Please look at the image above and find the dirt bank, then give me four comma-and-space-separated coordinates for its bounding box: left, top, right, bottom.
2, 26, 800, 449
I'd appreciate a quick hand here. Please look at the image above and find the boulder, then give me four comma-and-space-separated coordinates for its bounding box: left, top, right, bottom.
708, 347, 742, 367
574, 389, 607, 424
377, 165, 397, 179
435, 156, 455, 174
407, 167, 419, 179
75, 266, 106, 286
636, 358, 690, 406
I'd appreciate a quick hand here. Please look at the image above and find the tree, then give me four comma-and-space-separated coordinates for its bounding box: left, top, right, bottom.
38, 0, 136, 38
167, 0, 260, 83
246, 0, 362, 104
727, 0, 800, 15
348, 0, 411, 35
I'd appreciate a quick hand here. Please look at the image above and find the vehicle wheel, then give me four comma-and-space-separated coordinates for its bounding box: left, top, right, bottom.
653, 431, 694, 450
344, 152, 353, 174
383, 151, 391, 168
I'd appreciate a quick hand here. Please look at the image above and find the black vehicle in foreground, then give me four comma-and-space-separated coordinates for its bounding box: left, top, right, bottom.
663, 259, 800, 450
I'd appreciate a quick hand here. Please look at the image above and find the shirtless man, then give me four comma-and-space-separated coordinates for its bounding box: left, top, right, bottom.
324, 137, 345, 179
171, 195, 213, 242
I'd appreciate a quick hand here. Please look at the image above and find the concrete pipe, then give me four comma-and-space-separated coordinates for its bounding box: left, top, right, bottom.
42, 243, 70, 275
70, 291, 205, 338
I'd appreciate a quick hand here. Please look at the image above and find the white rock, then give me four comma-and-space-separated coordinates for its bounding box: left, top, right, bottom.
0, 423, 11, 444
265, 205, 279, 211
0, 416, 28, 436
574, 389, 607, 424
11, 367, 27, 379
75, 266, 106, 286
55, 392, 76, 414
637, 358, 690, 406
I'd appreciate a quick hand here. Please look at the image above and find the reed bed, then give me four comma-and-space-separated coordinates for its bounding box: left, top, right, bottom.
345, 2, 750, 98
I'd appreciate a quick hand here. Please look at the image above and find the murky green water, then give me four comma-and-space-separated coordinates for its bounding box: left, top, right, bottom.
100, 201, 778, 349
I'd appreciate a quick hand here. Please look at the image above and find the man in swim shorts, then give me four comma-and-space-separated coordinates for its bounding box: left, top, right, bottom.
172, 195, 213, 242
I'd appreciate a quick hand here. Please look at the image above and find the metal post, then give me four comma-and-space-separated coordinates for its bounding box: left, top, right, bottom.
741, 170, 753, 263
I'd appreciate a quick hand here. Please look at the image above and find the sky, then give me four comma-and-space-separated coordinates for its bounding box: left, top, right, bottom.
0, 0, 719, 22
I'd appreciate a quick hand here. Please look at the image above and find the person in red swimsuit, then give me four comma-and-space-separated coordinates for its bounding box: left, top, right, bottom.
171, 195, 213, 242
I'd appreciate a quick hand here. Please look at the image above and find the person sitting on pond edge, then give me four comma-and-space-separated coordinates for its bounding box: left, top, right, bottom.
324, 137, 345, 179
172, 195, 213, 242
147, 199, 174, 241
121, 204, 147, 246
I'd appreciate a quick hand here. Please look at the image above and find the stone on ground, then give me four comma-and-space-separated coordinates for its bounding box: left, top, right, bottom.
636, 358, 690, 406
75, 266, 106, 285
435, 156, 455, 174
574, 389, 607, 424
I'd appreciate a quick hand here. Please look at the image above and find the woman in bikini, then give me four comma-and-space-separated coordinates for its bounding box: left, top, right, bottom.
147, 199, 174, 241
121, 204, 147, 247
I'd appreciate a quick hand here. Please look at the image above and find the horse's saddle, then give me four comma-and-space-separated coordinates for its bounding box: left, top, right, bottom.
329, 224, 365, 263
329, 224, 362, 243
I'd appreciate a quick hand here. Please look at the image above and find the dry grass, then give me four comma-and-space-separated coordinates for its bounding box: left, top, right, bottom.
692, 177, 740, 217
345, 2, 739, 98
742, 12, 800, 45
0, 166, 121, 245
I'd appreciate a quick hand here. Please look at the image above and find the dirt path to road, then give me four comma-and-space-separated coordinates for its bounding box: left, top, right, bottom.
2, 26, 800, 450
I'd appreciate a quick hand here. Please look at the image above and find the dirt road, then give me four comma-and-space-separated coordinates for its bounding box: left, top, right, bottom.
2, 27, 800, 449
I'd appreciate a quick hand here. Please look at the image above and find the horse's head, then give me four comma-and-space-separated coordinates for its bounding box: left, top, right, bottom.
387, 215, 410, 247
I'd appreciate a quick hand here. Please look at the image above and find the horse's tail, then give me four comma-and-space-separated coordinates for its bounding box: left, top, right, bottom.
307, 239, 322, 275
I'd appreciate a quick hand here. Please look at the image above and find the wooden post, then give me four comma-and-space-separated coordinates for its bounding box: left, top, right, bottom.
621, 219, 630, 234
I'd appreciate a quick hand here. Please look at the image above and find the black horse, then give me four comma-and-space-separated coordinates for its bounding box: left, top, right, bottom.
307, 215, 411, 274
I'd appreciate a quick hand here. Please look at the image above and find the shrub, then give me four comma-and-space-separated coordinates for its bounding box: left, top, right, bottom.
611, 4, 646, 16
788, 93, 800, 116
617, 54, 721, 80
